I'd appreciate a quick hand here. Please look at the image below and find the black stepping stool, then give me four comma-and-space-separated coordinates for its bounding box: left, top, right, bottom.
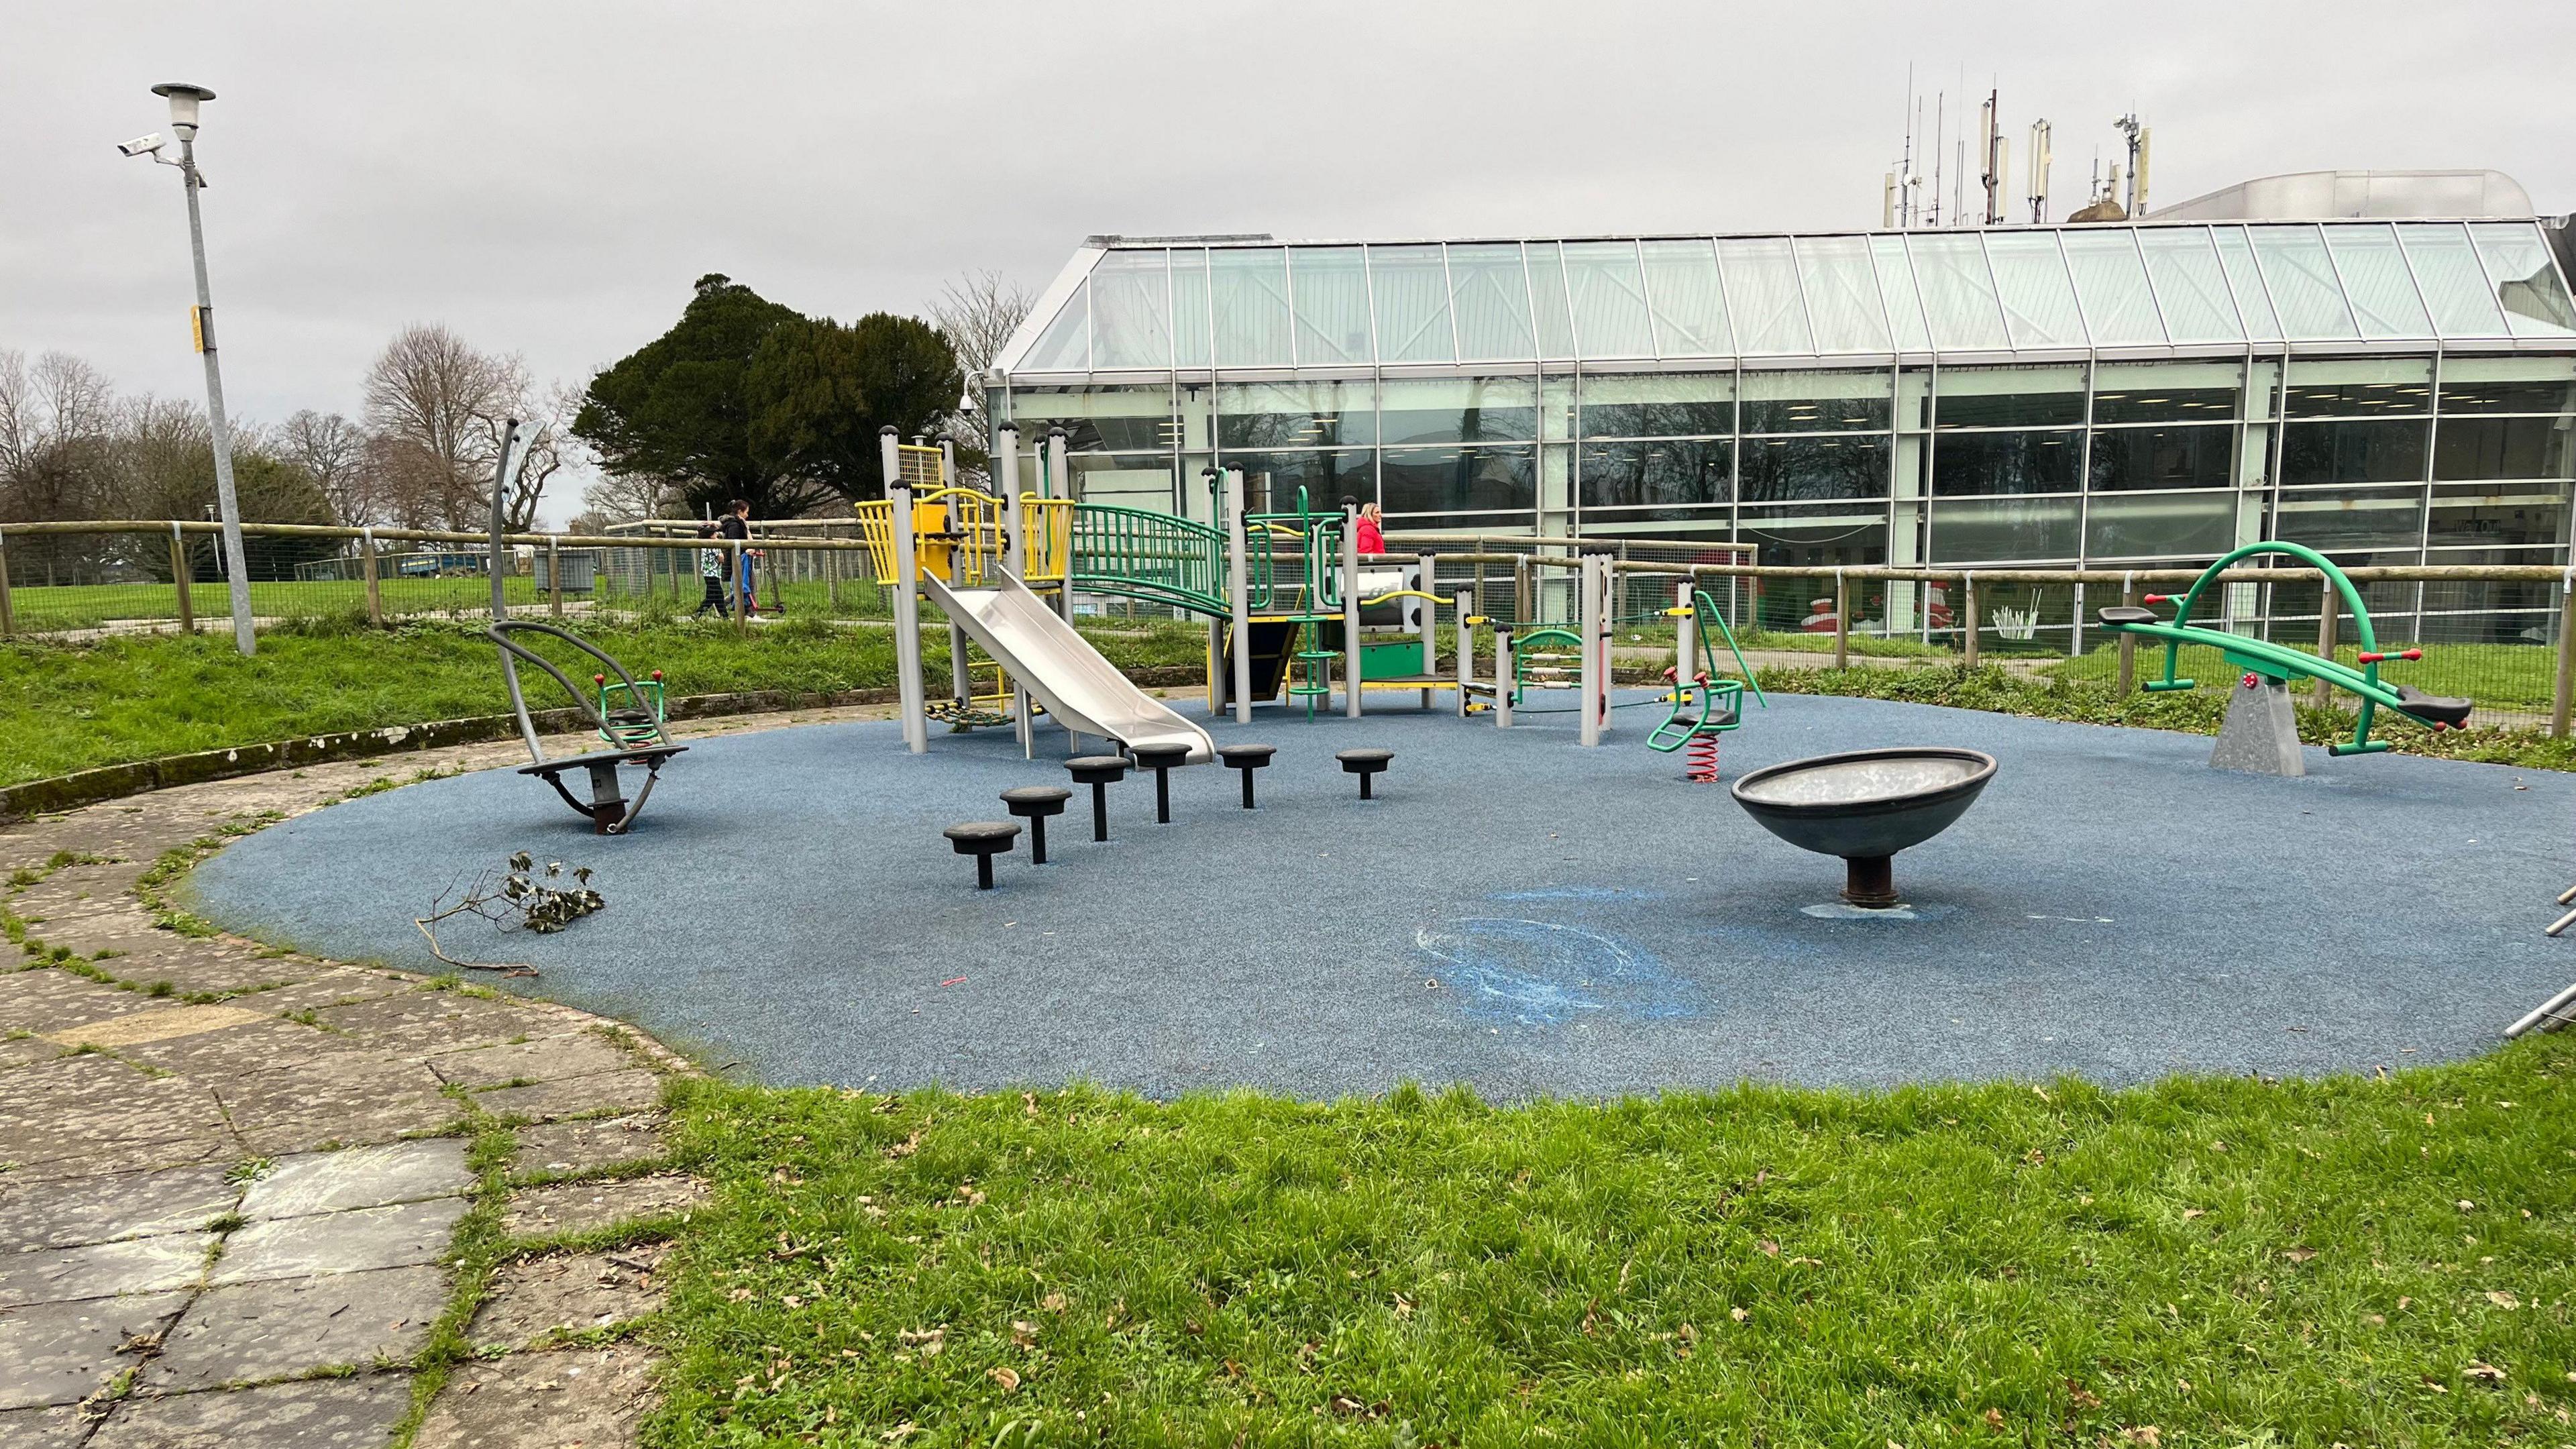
942, 820, 1020, 890
1065, 755, 1130, 841
1000, 786, 1072, 864
1335, 747, 1394, 800
1217, 743, 1277, 809
1129, 742, 1192, 824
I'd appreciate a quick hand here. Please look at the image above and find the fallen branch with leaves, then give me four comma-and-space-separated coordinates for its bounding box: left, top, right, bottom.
414, 851, 604, 977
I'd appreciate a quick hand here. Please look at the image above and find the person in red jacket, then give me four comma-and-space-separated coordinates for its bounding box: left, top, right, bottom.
1354, 501, 1385, 556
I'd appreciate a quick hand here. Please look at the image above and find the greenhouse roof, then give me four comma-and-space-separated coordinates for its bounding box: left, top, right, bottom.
994, 221, 2576, 375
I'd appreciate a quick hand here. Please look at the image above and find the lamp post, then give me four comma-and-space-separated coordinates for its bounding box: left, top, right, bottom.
126, 83, 256, 655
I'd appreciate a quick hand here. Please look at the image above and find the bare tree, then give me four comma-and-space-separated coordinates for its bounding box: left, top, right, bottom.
0, 351, 120, 523
278, 409, 380, 527
930, 268, 1035, 461
363, 324, 557, 531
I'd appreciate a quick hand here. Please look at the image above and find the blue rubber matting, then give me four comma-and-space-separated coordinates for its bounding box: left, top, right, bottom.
186, 691, 2575, 1099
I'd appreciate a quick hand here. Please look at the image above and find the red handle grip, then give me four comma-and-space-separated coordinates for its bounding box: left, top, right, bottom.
2356, 650, 2422, 664
592, 673, 606, 685
651, 670, 665, 681
2143, 594, 2173, 605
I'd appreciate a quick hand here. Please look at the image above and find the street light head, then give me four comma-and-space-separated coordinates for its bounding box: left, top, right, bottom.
150, 82, 215, 134
117, 133, 165, 158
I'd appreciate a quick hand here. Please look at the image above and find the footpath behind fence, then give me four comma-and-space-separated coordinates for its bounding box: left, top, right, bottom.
4, 517, 2571, 735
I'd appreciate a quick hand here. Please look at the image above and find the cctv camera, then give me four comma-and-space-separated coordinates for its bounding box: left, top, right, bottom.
117, 133, 164, 158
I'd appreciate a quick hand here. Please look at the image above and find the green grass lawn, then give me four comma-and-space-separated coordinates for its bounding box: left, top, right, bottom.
0, 616, 1205, 786
652, 1038, 2576, 1446
2, 573, 896, 631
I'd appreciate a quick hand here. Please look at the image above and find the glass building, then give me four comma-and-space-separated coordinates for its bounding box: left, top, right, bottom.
987, 221, 2576, 645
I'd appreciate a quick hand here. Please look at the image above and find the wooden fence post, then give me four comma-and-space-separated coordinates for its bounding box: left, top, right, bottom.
2116, 573, 2137, 697
1962, 574, 1981, 669
0, 531, 15, 637
1833, 569, 1849, 670
2553, 568, 2576, 739
2314, 592, 2337, 708
361, 529, 382, 627
169, 523, 196, 634
732, 540, 748, 635
547, 537, 565, 618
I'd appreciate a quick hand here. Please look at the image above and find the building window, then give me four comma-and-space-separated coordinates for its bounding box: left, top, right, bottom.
1578, 440, 1731, 509
1739, 435, 1891, 502
2280, 420, 2430, 485
1577, 372, 1733, 439
1931, 429, 2082, 494
1379, 376, 1539, 446
1381, 445, 1537, 515
1738, 369, 1893, 433
1215, 381, 1377, 450
2432, 416, 2574, 482
2088, 426, 2235, 490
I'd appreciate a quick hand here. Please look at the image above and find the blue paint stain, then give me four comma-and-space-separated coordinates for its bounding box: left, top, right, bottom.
1487, 886, 1666, 903
1415, 918, 1704, 1026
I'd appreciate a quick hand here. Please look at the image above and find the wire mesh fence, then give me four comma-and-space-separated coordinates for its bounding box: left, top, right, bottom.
3, 519, 2568, 732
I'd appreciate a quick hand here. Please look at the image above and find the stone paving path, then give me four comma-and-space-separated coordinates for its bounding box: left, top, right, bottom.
0, 706, 898, 1448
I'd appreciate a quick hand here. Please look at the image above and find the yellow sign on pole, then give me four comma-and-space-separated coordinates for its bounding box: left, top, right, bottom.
189, 307, 207, 354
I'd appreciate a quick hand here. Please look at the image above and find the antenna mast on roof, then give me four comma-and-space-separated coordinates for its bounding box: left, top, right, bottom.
2116, 113, 2150, 216
1926, 89, 1944, 228
1979, 89, 2008, 225
2026, 119, 2052, 223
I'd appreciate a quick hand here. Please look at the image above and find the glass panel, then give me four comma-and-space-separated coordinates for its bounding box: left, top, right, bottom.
1526, 242, 1578, 358
2438, 357, 2576, 415
1366, 247, 1454, 364
1210, 249, 1293, 366
1739, 369, 1894, 433
2273, 488, 2424, 552
2084, 491, 2237, 559
1561, 241, 1655, 358
2469, 222, 2576, 337
1641, 239, 1732, 356
2321, 225, 2433, 339
2137, 229, 2244, 345
2281, 420, 2430, 484
1934, 364, 2086, 427
1065, 452, 1178, 511
1737, 502, 1890, 572
1087, 251, 1172, 369
1904, 234, 2010, 350
1578, 439, 1731, 508
2396, 223, 2509, 338
1021, 284, 1088, 370
1795, 235, 1892, 352
2434, 415, 2575, 481
2428, 496, 2566, 548
1929, 430, 2083, 494
2092, 360, 2241, 423
1215, 380, 1376, 450
1171, 250, 1211, 367
1738, 435, 1892, 502
1984, 231, 2086, 347
1381, 445, 1538, 515
2087, 425, 2234, 490
2284, 358, 2433, 416
2059, 231, 2164, 345
1287, 247, 1371, 365
1216, 449, 1376, 515
1715, 237, 1810, 354
2247, 226, 2359, 340
1380, 376, 1538, 446
1004, 384, 1172, 453
1578, 372, 1733, 439
2210, 227, 2283, 341
1541, 373, 1576, 442
1869, 235, 1933, 351
1449, 244, 1537, 362
1929, 496, 2080, 562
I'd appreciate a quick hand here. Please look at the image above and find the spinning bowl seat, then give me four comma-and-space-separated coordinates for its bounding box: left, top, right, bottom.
1731, 747, 1997, 908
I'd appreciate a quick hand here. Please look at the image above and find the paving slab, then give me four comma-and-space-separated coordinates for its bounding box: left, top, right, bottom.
0, 1403, 91, 1447
0, 971, 153, 1037
0, 1037, 67, 1073
312, 991, 549, 1059
211, 1198, 468, 1286
0, 1234, 209, 1309
241, 972, 421, 1017
87, 1373, 412, 1448
239, 1140, 473, 1221
109, 1017, 349, 1079
0, 1163, 239, 1251
0, 1054, 231, 1161
214, 1056, 462, 1157
42, 1004, 272, 1050
509, 1115, 668, 1181
474, 1069, 665, 1123
5, 1135, 237, 1185
429, 1031, 637, 1090
0, 1291, 186, 1410
469, 1245, 667, 1351
500, 1175, 706, 1240
142, 1266, 446, 1393
413, 1344, 659, 1449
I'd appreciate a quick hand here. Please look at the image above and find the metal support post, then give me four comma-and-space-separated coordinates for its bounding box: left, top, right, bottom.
1674, 580, 1695, 687
1579, 554, 1604, 747
1227, 468, 1253, 724
170, 522, 197, 633
1342, 500, 1362, 718
1454, 590, 1473, 717
1417, 551, 1438, 708
994, 424, 1032, 753
1048, 429, 1075, 625
883, 428, 928, 753
1495, 629, 1513, 727
170, 122, 255, 655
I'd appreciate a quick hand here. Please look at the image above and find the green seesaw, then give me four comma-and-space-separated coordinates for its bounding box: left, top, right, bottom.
2092, 541, 2471, 757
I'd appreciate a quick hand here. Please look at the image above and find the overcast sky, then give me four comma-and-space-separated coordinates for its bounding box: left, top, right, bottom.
5, 1, 2569, 525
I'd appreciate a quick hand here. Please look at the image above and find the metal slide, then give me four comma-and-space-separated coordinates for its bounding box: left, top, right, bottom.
919, 570, 1215, 763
